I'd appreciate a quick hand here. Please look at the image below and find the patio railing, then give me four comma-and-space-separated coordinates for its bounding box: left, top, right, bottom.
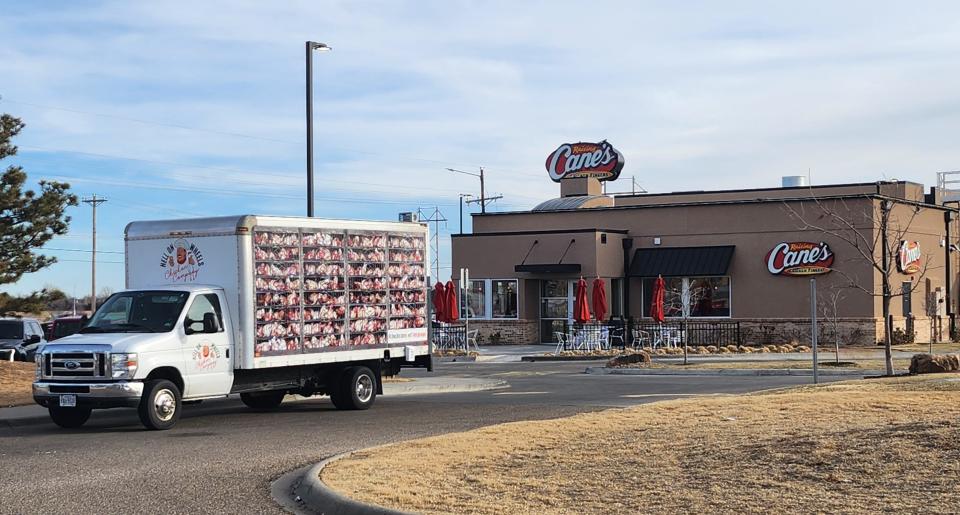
625, 319, 741, 348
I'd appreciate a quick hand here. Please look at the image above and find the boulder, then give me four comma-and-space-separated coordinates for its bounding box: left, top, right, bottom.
909, 353, 960, 374
607, 352, 652, 368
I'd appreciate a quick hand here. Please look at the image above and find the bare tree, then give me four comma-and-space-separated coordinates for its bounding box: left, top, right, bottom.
818, 287, 846, 365
784, 193, 936, 376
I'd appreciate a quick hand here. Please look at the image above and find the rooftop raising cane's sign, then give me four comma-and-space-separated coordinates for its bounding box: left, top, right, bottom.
766, 242, 834, 276
545, 141, 624, 182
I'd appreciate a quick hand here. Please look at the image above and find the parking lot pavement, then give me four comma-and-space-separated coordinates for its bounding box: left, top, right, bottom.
0, 361, 836, 514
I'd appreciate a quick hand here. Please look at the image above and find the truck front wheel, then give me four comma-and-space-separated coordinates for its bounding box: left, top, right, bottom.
138, 379, 182, 430
48, 406, 92, 428
331, 366, 376, 410
240, 391, 285, 411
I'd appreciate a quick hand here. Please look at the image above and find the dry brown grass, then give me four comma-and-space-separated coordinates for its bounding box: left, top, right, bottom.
642, 359, 912, 371
0, 361, 35, 407
324, 374, 960, 514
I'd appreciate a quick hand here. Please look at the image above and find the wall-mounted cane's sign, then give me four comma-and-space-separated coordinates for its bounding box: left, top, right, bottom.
898, 241, 922, 274
766, 242, 834, 276
545, 141, 624, 182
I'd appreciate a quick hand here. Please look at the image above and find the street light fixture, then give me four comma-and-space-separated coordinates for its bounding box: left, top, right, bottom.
306, 41, 332, 217
447, 167, 487, 214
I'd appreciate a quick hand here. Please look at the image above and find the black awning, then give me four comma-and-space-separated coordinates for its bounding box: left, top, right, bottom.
629, 246, 734, 277
515, 263, 582, 274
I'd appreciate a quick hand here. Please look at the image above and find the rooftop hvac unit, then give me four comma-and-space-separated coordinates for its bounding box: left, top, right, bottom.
398, 212, 419, 223
782, 176, 809, 188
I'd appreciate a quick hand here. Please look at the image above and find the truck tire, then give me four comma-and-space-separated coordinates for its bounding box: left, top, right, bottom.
138, 379, 182, 430
331, 366, 376, 410
240, 391, 285, 411
48, 406, 92, 428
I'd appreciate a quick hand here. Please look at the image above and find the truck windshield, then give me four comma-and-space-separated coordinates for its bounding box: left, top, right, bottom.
0, 321, 23, 339
81, 291, 189, 333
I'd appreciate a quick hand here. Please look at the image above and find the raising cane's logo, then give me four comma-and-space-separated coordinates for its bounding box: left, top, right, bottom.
766, 242, 834, 276
160, 238, 205, 282
545, 141, 624, 182
898, 241, 922, 274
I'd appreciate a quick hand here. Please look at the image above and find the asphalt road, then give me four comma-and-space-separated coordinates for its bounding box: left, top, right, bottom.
0, 361, 832, 514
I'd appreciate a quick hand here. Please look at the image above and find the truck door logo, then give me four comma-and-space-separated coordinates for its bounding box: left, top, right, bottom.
160, 238, 205, 282
191, 342, 221, 370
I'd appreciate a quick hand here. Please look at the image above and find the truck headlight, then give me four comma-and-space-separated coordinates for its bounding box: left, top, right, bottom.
35, 353, 42, 380
110, 353, 139, 379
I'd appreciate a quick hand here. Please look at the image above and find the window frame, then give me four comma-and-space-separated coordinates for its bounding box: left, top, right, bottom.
461, 278, 520, 320
641, 276, 732, 319
184, 293, 225, 333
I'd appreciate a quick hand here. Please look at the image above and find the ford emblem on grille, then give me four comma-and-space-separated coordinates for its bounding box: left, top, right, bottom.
64, 361, 80, 370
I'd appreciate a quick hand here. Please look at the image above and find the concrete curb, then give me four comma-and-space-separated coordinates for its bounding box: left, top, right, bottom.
585, 367, 877, 377
289, 451, 412, 515
521, 355, 611, 362
435, 355, 478, 362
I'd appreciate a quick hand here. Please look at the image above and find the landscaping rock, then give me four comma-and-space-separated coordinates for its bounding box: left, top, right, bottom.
607, 352, 652, 368
909, 353, 960, 374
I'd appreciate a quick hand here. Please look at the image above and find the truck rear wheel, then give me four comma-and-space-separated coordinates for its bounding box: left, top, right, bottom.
240, 391, 285, 411
138, 379, 182, 430
331, 366, 376, 410
48, 406, 92, 428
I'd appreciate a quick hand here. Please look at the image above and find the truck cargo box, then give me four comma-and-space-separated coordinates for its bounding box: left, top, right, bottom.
125, 215, 429, 369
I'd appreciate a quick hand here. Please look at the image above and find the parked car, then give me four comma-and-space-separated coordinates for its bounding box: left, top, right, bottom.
43, 315, 87, 341
0, 318, 46, 361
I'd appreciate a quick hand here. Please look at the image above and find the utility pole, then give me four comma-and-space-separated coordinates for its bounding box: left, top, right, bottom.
418, 207, 448, 280
465, 193, 502, 213
458, 194, 472, 234
448, 167, 496, 214
82, 195, 107, 313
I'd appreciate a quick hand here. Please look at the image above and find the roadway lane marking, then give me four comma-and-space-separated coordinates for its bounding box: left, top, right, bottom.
492, 391, 550, 396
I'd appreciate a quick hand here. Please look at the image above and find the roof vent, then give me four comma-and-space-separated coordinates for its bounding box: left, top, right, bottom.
782, 176, 809, 188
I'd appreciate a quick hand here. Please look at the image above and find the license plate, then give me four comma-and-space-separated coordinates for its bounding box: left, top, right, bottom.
59, 395, 77, 407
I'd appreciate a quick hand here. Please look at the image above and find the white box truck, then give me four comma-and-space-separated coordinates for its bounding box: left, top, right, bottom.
33, 215, 431, 430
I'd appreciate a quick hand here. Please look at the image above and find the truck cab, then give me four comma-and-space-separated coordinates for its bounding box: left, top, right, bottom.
34, 286, 235, 430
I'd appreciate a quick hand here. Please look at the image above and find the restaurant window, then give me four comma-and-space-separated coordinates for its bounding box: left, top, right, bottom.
492, 280, 518, 319
463, 280, 486, 319
641, 277, 730, 318
611, 278, 624, 317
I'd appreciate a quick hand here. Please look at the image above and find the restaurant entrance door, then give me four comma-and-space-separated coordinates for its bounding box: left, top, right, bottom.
540, 279, 573, 344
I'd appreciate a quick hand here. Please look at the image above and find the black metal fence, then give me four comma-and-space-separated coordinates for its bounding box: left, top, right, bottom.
625, 319, 741, 348
432, 323, 466, 350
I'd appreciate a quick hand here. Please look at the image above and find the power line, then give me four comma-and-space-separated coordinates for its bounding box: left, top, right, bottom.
44, 247, 123, 255
3, 99, 546, 178
54, 258, 124, 264
44, 173, 460, 207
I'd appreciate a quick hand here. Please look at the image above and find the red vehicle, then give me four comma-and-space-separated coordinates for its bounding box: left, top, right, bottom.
43, 316, 87, 341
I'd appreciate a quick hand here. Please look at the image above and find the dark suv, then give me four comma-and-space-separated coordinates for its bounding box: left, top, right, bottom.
0, 318, 46, 362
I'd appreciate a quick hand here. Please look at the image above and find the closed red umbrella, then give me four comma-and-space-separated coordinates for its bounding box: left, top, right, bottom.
591, 278, 607, 321
650, 276, 666, 323
433, 282, 447, 322
445, 280, 459, 322
573, 277, 591, 324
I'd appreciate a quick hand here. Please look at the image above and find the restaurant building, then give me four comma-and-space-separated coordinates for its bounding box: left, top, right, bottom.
451, 142, 960, 345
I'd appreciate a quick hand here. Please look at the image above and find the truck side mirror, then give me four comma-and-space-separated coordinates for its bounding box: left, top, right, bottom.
184, 319, 203, 335
202, 313, 221, 333
26, 334, 41, 344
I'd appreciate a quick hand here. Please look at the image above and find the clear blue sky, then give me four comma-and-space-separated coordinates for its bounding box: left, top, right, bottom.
2, 1, 960, 297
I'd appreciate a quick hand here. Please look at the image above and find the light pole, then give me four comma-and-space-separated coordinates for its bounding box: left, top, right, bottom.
447, 167, 487, 214
458, 193, 472, 234
306, 41, 331, 217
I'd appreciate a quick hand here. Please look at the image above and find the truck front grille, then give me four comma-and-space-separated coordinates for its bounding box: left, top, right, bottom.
43, 352, 108, 380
